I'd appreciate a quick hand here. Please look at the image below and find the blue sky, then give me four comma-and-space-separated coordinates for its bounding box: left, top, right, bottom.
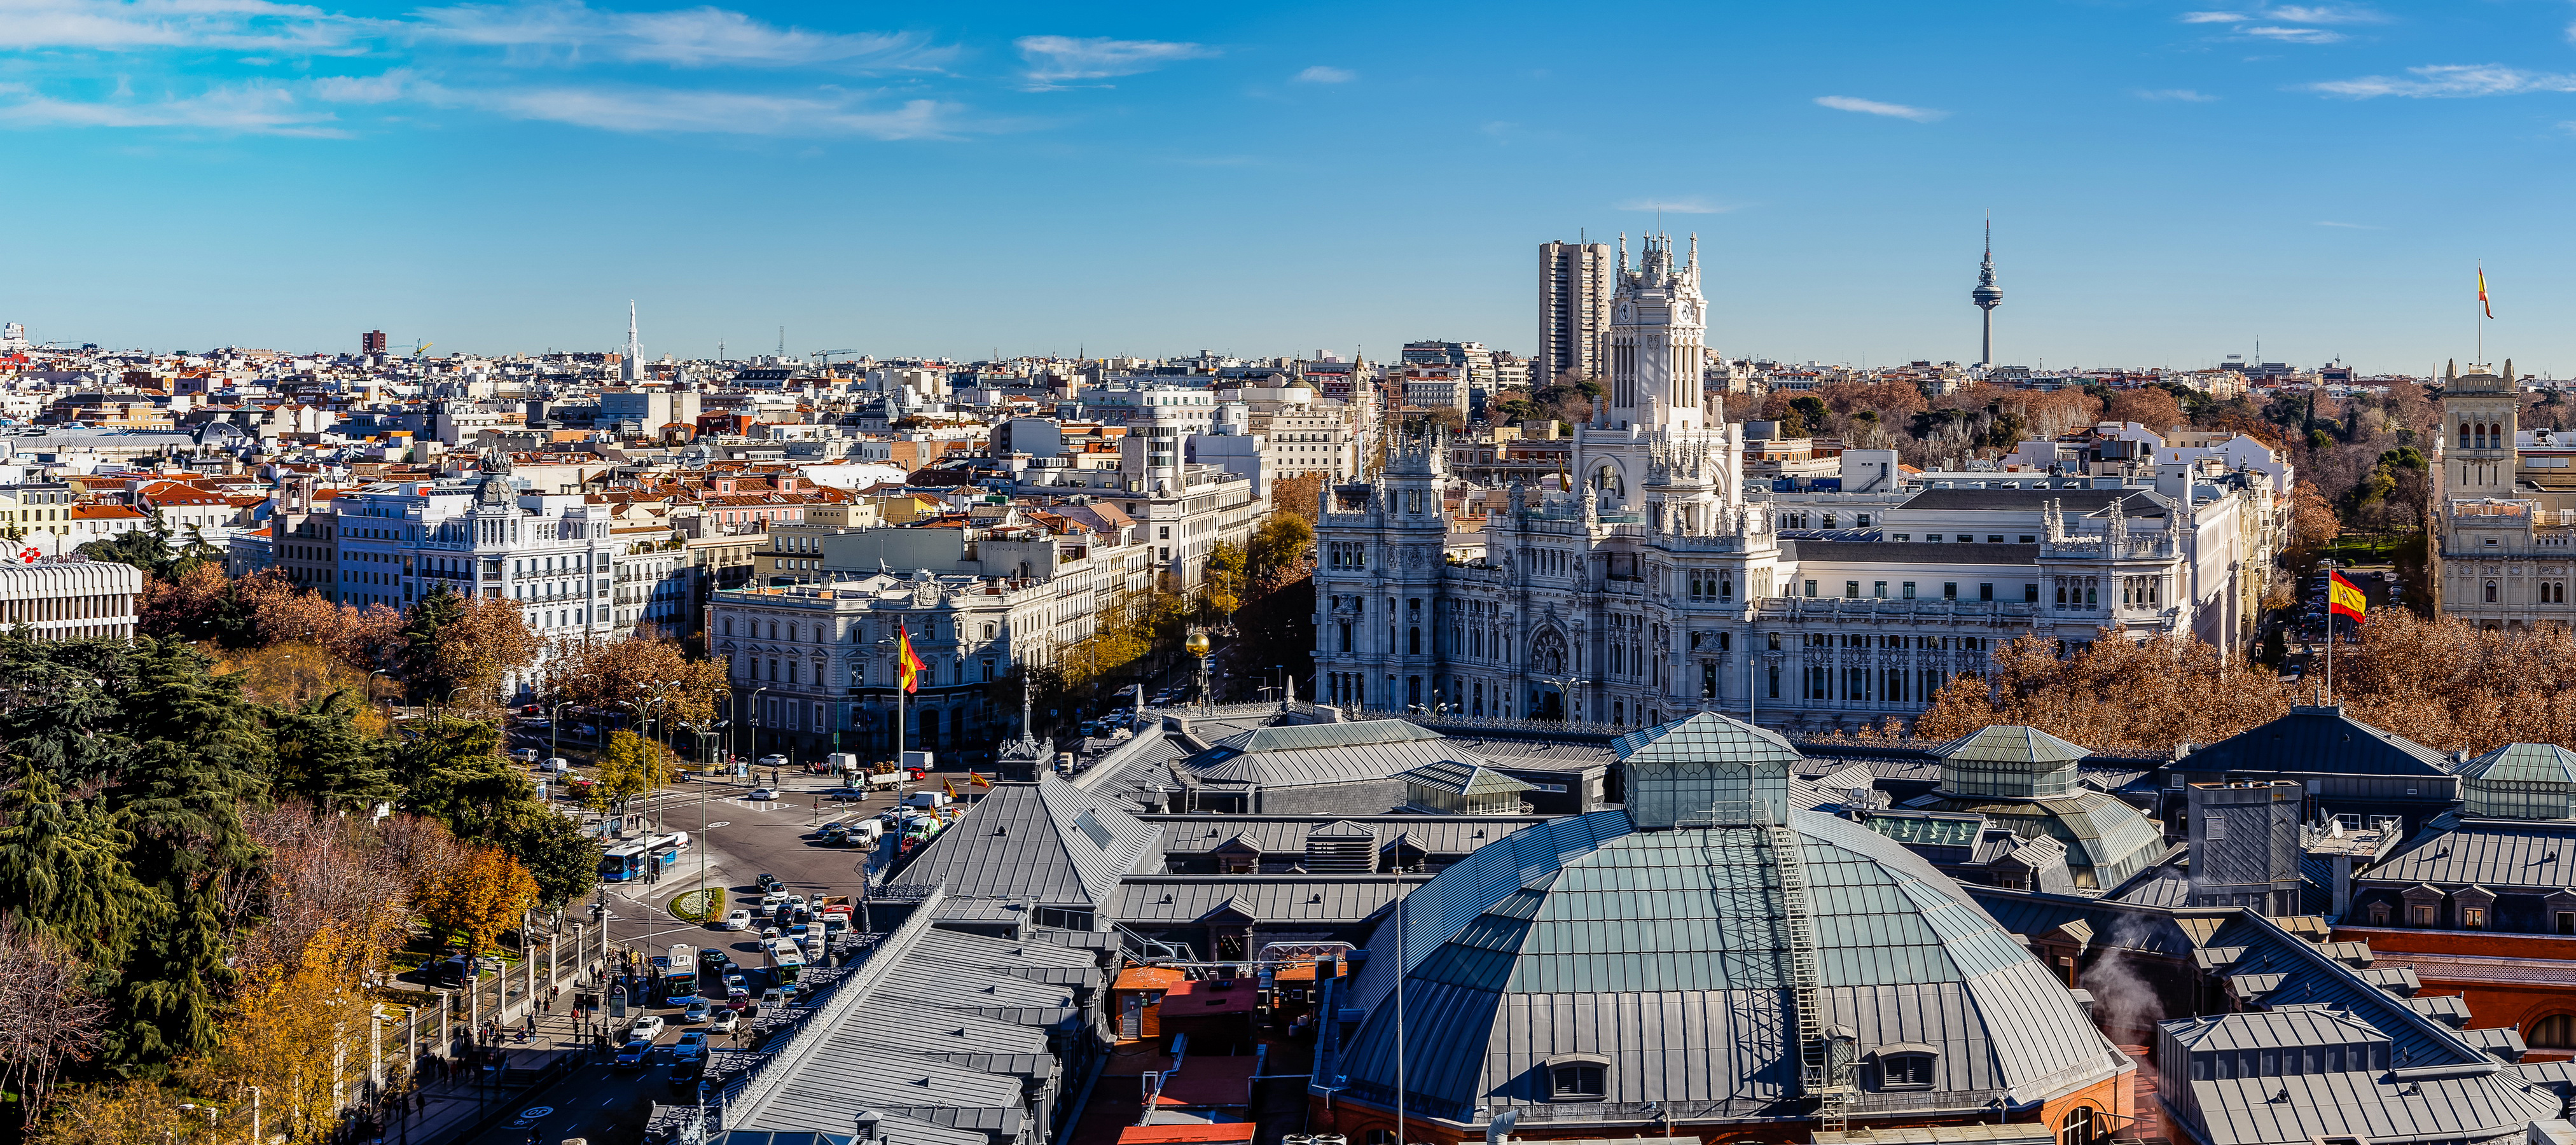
7, 1, 2576, 374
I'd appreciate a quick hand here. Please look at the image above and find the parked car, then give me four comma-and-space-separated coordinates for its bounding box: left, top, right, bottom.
511, 748, 539, 763
630, 1015, 666, 1041
614, 1039, 654, 1067
747, 787, 780, 801
671, 1031, 709, 1062
721, 909, 752, 931
709, 1009, 740, 1034
542, 757, 571, 774
682, 999, 710, 1024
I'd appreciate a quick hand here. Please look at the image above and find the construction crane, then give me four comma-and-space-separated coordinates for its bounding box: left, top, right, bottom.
812, 349, 857, 375
412, 340, 433, 359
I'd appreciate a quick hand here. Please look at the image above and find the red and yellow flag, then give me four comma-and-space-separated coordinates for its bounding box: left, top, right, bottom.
2479, 265, 2493, 319
969, 772, 992, 789
942, 779, 960, 798
896, 623, 925, 694
2328, 570, 2369, 623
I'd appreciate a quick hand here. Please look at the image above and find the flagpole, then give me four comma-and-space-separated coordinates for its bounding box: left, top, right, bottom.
2324, 558, 2334, 707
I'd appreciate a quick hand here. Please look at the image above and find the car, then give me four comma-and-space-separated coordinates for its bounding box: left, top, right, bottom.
721, 909, 751, 931
728, 985, 751, 1006
759, 890, 789, 908
630, 1015, 666, 1041
682, 999, 710, 1024
756, 873, 782, 892
511, 748, 539, 763
747, 787, 780, 801
759, 987, 785, 1011
787, 894, 808, 911
542, 757, 570, 774
787, 920, 810, 937
817, 786, 869, 801
724, 969, 747, 990
709, 1008, 740, 1034
757, 754, 789, 770
614, 1039, 654, 1067
760, 925, 780, 940
671, 1031, 709, 1062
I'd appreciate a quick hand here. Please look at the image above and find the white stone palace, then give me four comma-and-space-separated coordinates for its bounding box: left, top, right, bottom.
1312, 233, 2276, 733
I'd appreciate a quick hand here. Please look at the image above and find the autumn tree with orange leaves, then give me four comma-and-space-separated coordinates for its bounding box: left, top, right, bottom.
1912, 609, 2576, 757
415, 845, 538, 954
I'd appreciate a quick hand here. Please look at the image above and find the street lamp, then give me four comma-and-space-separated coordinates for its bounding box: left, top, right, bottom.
1184, 629, 1211, 711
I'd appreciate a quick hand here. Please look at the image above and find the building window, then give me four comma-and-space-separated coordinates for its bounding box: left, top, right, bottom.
2060, 1107, 2098, 1145
2488, 580, 2500, 603
2368, 903, 2391, 925
2463, 907, 2488, 929
1549, 1063, 1606, 1100
1880, 1053, 1935, 1090
1844, 581, 1860, 598
1902, 581, 1916, 599
1804, 580, 1817, 598
2558, 910, 2575, 936
2533, 1015, 2576, 1048
1979, 583, 1994, 601
2407, 904, 2435, 926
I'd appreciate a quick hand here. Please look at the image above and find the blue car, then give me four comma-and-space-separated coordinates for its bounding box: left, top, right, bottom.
671, 1031, 709, 1063
614, 1039, 654, 1067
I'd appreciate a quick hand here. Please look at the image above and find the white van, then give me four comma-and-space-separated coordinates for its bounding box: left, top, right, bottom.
843, 819, 885, 845
904, 791, 952, 810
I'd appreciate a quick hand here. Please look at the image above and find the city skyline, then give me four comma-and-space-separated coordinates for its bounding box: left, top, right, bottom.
9, 1, 2576, 372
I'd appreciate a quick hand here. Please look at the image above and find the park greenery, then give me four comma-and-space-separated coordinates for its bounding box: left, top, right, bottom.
0, 527, 710, 1141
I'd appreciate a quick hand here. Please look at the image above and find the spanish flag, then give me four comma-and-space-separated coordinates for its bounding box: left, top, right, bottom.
942, 779, 960, 798
2479, 265, 2493, 319
969, 772, 992, 789
2328, 570, 2369, 623
896, 623, 925, 694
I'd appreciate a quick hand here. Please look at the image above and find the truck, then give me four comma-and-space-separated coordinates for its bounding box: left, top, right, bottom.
815, 896, 855, 938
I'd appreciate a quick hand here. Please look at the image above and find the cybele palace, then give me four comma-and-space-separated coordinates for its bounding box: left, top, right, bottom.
1312, 233, 2275, 733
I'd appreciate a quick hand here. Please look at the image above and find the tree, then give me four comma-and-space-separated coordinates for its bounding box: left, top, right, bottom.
2105, 387, 2186, 434
0, 919, 109, 1130
2289, 480, 2341, 553
1246, 513, 1314, 593
539, 636, 728, 729
401, 589, 538, 708
504, 813, 600, 909
1913, 628, 2295, 754
1198, 541, 1247, 619
1270, 473, 1326, 526
415, 845, 538, 953
589, 730, 672, 813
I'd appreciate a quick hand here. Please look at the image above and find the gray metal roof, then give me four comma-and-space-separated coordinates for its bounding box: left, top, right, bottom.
1897, 487, 2154, 513
1332, 808, 2122, 1126
1188, 719, 1470, 789
1918, 788, 2166, 885
891, 777, 1161, 909
2358, 816, 2576, 892
2456, 742, 2576, 786
1401, 759, 1538, 797
1113, 875, 1428, 926
1790, 540, 2043, 565
1146, 815, 1537, 861
2182, 705, 2453, 779
2163, 1007, 2388, 1053
1934, 725, 2091, 766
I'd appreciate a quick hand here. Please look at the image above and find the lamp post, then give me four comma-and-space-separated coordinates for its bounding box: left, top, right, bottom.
1184, 629, 1211, 711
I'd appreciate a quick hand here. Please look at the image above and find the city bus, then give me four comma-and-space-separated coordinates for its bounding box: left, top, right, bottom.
662, 943, 700, 1003
598, 842, 649, 882
597, 833, 691, 883
764, 937, 803, 987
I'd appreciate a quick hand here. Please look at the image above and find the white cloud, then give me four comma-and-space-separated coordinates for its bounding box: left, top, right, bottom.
0, 0, 371, 53
426, 81, 965, 137
2310, 64, 2576, 97
2179, 11, 2252, 22
1013, 35, 1214, 87
2313, 220, 2381, 228
1616, 197, 1735, 214
0, 80, 346, 135
311, 68, 409, 102
1813, 94, 1946, 122
2266, 5, 2387, 24
1292, 64, 1353, 83
408, 1, 952, 69
2136, 88, 2219, 101
2244, 25, 2344, 43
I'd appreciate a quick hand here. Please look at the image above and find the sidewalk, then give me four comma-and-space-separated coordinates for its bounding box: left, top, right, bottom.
375, 1001, 602, 1145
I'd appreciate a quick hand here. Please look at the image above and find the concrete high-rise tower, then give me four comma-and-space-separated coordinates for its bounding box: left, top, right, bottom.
1971, 219, 2002, 366
621, 300, 642, 382
1539, 239, 1614, 387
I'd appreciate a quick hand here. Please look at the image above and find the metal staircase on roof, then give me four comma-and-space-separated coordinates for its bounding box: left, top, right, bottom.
1682, 798, 1852, 1133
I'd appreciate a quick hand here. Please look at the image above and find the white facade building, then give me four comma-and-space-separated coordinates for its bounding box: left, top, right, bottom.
1312, 232, 2276, 733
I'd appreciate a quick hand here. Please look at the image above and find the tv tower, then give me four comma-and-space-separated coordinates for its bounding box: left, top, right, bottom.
621, 301, 642, 382
1971, 218, 2002, 366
